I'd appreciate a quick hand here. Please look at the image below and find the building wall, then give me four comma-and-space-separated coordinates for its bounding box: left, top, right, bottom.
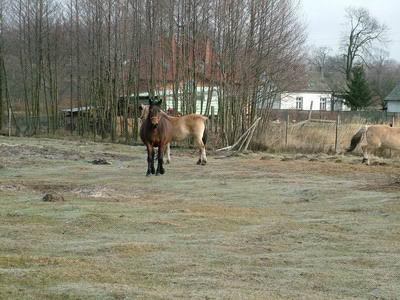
387, 101, 400, 113
280, 92, 331, 110
280, 92, 350, 111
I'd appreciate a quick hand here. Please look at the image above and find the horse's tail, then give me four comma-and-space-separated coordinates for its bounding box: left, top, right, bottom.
347, 126, 367, 152
202, 116, 209, 145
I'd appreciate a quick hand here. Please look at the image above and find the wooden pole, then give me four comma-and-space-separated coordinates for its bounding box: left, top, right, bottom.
8, 107, 11, 137
215, 112, 219, 134
211, 106, 214, 133
335, 113, 340, 153
308, 101, 313, 120
285, 113, 289, 148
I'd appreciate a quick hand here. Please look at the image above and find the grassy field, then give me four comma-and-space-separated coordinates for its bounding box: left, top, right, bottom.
0, 136, 400, 299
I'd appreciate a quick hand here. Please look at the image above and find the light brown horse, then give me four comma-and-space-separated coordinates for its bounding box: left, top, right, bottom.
116, 116, 134, 136
139, 104, 208, 165
347, 124, 400, 165
140, 99, 173, 176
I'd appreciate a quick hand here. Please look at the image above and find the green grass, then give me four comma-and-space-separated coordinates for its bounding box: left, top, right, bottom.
0, 136, 399, 299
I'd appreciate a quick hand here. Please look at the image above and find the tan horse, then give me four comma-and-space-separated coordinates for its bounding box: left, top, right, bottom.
139, 104, 208, 165
347, 124, 400, 165
116, 116, 134, 136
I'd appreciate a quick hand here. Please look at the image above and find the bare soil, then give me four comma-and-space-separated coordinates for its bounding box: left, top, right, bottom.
0, 136, 399, 299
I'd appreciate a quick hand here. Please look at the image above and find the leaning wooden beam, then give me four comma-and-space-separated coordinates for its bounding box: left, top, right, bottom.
216, 124, 253, 152
236, 128, 253, 152
291, 120, 309, 127
309, 119, 336, 123
242, 118, 260, 152
216, 117, 261, 152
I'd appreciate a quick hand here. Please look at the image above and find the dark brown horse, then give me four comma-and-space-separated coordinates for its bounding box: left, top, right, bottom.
140, 98, 173, 176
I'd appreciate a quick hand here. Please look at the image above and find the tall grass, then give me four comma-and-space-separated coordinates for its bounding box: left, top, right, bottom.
253, 120, 395, 155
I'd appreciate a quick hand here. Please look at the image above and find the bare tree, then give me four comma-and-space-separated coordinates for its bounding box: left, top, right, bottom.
367, 50, 400, 109
309, 46, 331, 79
342, 7, 387, 81
0, 0, 4, 130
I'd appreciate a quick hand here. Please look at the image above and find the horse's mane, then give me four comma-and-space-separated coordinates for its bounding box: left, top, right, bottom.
140, 104, 175, 121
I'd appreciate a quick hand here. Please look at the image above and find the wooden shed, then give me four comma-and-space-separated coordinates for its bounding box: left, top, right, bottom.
385, 83, 400, 112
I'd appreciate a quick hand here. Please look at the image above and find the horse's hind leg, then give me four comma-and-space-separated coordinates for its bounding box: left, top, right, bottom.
200, 145, 207, 165
164, 143, 171, 164
361, 145, 370, 165
195, 138, 207, 165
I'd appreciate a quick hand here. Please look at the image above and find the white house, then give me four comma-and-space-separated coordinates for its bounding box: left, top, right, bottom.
385, 83, 400, 113
276, 90, 350, 111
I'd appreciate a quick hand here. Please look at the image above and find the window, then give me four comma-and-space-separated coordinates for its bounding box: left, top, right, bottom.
296, 97, 303, 110
320, 97, 327, 111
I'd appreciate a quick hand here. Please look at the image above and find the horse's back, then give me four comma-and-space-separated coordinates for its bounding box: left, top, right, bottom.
366, 125, 400, 150
171, 114, 206, 141
184, 114, 207, 130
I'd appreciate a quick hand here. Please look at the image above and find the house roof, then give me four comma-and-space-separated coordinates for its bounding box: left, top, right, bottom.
385, 83, 400, 101
286, 71, 331, 93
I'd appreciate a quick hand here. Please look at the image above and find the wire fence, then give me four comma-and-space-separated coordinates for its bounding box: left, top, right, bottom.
2, 109, 399, 157
253, 110, 400, 155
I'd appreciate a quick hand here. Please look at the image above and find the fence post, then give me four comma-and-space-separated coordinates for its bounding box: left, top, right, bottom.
308, 101, 313, 120
285, 112, 289, 148
392, 114, 396, 127
335, 112, 340, 153
210, 106, 214, 133
215, 109, 219, 134
8, 108, 11, 137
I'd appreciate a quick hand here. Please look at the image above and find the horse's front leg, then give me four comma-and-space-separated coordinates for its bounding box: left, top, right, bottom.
156, 144, 165, 175
151, 148, 156, 174
146, 145, 154, 176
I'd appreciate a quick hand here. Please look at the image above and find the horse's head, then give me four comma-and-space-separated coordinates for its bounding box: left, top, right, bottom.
148, 98, 163, 128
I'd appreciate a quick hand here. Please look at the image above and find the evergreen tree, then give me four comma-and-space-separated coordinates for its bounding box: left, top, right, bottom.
345, 66, 372, 110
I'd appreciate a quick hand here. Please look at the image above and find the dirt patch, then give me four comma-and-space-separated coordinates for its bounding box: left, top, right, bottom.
91, 159, 111, 165
0, 143, 137, 165
253, 156, 398, 178
0, 184, 26, 192
0, 143, 82, 161
22, 182, 77, 194
42, 193, 65, 202
72, 186, 117, 198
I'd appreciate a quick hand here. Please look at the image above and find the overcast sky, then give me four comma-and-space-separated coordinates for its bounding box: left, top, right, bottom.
300, 0, 400, 61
